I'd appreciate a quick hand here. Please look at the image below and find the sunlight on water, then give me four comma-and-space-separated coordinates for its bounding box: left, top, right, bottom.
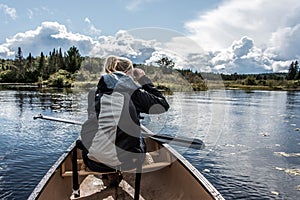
275, 167, 300, 176
0, 88, 299, 199
174, 90, 300, 200
274, 152, 300, 157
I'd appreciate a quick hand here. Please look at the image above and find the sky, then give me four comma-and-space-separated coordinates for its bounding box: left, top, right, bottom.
0, 0, 300, 74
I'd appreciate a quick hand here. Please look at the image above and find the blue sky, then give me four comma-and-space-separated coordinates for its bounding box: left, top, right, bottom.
1, 0, 300, 74
0, 0, 220, 38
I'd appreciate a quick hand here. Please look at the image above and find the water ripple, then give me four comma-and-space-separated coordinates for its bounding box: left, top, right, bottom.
0, 89, 299, 199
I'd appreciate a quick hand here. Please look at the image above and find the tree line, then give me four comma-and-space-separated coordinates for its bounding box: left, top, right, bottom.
0, 46, 83, 86
175, 60, 300, 90
1, 46, 299, 90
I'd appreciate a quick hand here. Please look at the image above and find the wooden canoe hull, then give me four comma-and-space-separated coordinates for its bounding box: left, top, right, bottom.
28, 136, 224, 200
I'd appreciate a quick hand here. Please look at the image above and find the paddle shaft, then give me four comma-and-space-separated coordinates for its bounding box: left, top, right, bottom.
33, 114, 204, 150
33, 114, 82, 125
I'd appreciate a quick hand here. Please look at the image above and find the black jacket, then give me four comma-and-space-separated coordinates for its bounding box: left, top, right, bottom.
81, 71, 169, 169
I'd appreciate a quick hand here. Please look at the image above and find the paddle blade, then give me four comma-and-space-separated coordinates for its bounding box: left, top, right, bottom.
147, 134, 205, 150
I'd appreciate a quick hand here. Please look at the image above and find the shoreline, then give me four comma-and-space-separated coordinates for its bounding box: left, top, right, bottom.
206, 80, 300, 91
224, 85, 300, 91
1, 82, 300, 92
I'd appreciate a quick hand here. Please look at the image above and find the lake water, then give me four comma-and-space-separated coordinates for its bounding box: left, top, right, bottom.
0, 86, 299, 200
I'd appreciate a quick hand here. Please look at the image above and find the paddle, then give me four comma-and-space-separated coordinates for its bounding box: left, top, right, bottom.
33, 114, 205, 150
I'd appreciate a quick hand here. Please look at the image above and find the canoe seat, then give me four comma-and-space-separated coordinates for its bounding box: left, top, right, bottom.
68, 139, 172, 199
62, 168, 116, 177
62, 160, 171, 177
127, 161, 171, 173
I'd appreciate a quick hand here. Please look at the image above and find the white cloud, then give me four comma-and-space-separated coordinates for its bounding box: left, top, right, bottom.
0, 21, 95, 57
0, 45, 12, 56
25, 6, 56, 20
231, 37, 253, 58
185, 0, 300, 51
27, 9, 33, 19
208, 36, 293, 74
125, 0, 157, 11
90, 30, 156, 62
144, 35, 209, 71
126, 0, 142, 11
0, 19, 297, 74
0, 4, 17, 20
0, 22, 157, 63
271, 60, 292, 73
84, 17, 91, 23
183, 0, 300, 73
84, 17, 102, 37
267, 24, 300, 60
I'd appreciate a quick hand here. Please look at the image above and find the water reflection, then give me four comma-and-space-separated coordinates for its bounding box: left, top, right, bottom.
0, 86, 89, 199
0, 86, 89, 115
0, 87, 299, 200
286, 91, 300, 103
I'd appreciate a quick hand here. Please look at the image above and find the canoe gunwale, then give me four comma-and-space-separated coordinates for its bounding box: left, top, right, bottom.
161, 142, 224, 200
27, 140, 77, 200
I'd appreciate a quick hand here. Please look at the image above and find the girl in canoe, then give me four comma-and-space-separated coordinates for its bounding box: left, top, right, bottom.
80, 55, 169, 179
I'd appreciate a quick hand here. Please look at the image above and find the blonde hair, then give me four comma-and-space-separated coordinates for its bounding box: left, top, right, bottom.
104, 55, 133, 74
104, 55, 118, 73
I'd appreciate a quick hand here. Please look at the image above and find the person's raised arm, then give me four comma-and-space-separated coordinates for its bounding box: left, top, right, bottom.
132, 68, 169, 114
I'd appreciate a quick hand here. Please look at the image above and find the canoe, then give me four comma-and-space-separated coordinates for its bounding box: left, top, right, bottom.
28, 131, 224, 200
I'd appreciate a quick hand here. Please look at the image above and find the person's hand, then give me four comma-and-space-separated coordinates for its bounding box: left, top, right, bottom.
133, 68, 145, 80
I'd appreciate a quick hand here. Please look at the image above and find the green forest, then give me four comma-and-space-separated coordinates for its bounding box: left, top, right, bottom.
1, 46, 300, 91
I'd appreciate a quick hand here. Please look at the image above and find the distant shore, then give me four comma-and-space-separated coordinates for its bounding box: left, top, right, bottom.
208, 81, 300, 91
1, 80, 300, 92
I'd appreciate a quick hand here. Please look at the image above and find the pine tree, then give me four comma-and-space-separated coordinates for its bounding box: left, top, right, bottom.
26, 53, 34, 70
38, 52, 46, 78
48, 48, 58, 74
15, 47, 24, 62
286, 61, 297, 80
295, 61, 300, 80
58, 48, 65, 70
14, 47, 25, 81
65, 46, 83, 73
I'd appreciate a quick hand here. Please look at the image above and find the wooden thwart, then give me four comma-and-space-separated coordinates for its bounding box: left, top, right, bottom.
61, 160, 172, 177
